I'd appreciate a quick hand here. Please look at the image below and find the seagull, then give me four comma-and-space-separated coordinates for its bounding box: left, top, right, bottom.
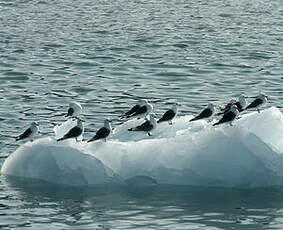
245, 93, 267, 113
66, 102, 82, 118
57, 118, 83, 142
216, 99, 237, 116
119, 100, 143, 118
87, 119, 112, 143
126, 99, 153, 120
157, 103, 178, 125
128, 113, 157, 136
190, 103, 215, 122
15, 122, 39, 142
213, 105, 239, 126
234, 94, 247, 112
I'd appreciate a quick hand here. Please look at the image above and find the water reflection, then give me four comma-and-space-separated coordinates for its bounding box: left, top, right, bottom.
1, 175, 283, 229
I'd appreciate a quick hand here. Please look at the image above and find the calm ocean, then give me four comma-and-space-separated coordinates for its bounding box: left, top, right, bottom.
0, 0, 283, 229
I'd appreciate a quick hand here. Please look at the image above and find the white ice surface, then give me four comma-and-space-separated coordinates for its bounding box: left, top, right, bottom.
2, 107, 283, 187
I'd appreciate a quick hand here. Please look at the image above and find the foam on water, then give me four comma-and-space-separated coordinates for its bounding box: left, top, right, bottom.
2, 107, 283, 187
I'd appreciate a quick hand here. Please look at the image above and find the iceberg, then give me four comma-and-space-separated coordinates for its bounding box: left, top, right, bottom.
1, 107, 283, 188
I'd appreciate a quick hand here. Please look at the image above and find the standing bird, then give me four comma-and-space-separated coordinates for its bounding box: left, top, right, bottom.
234, 94, 247, 112
213, 105, 239, 126
128, 113, 157, 136
119, 100, 143, 118
88, 119, 112, 143
157, 103, 178, 125
15, 122, 39, 142
126, 99, 153, 120
190, 103, 215, 122
57, 118, 83, 142
66, 102, 82, 118
245, 94, 267, 113
217, 99, 237, 116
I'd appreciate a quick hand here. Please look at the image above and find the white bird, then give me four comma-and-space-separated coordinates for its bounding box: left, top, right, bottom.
157, 103, 178, 125
213, 105, 239, 126
66, 102, 82, 118
88, 119, 112, 142
234, 94, 247, 112
126, 99, 153, 120
128, 113, 157, 136
57, 118, 83, 142
190, 103, 215, 122
15, 122, 39, 142
245, 94, 267, 113
217, 99, 237, 115
119, 100, 144, 118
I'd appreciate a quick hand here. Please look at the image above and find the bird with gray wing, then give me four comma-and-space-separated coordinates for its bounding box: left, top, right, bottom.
15, 122, 39, 142
57, 118, 83, 142
213, 105, 239, 126
88, 119, 112, 143
157, 103, 178, 125
128, 113, 157, 136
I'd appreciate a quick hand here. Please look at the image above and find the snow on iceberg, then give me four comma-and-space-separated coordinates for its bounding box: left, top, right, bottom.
2, 107, 283, 188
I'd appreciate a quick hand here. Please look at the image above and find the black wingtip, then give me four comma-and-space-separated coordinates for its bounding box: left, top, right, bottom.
157, 120, 160, 123
128, 128, 133, 131
212, 123, 218, 126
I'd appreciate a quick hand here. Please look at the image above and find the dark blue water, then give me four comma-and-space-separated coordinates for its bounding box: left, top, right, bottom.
1, 0, 283, 228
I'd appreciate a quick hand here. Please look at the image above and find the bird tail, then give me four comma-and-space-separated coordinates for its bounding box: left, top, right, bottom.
57, 137, 65, 142
157, 119, 161, 123
189, 117, 197, 122
128, 127, 137, 131
87, 136, 98, 143
15, 136, 20, 141
212, 122, 219, 126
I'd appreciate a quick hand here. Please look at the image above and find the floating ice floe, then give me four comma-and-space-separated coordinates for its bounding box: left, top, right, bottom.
1, 107, 283, 188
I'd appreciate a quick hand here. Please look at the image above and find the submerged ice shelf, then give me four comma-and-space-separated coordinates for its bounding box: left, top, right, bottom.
1, 107, 283, 188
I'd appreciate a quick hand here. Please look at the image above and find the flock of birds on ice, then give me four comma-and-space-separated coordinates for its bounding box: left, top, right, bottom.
15, 93, 268, 143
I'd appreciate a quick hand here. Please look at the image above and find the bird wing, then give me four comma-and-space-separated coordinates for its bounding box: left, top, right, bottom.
191, 108, 212, 121
135, 121, 153, 131
16, 128, 32, 140
246, 98, 262, 109
63, 126, 82, 139
96, 127, 110, 139
125, 104, 141, 116
129, 105, 147, 117
158, 109, 175, 122
217, 111, 236, 124
88, 127, 110, 142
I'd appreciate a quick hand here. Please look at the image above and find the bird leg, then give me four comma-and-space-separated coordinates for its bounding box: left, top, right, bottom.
76, 137, 78, 142
104, 138, 107, 142
148, 132, 152, 136
257, 109, 260, 113
169, 120, 173, 125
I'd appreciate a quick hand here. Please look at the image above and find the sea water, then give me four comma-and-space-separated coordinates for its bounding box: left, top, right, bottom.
0, 0, 283, 229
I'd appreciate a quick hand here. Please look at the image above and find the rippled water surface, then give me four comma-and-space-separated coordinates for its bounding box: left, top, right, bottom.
1, 0, 283, 229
